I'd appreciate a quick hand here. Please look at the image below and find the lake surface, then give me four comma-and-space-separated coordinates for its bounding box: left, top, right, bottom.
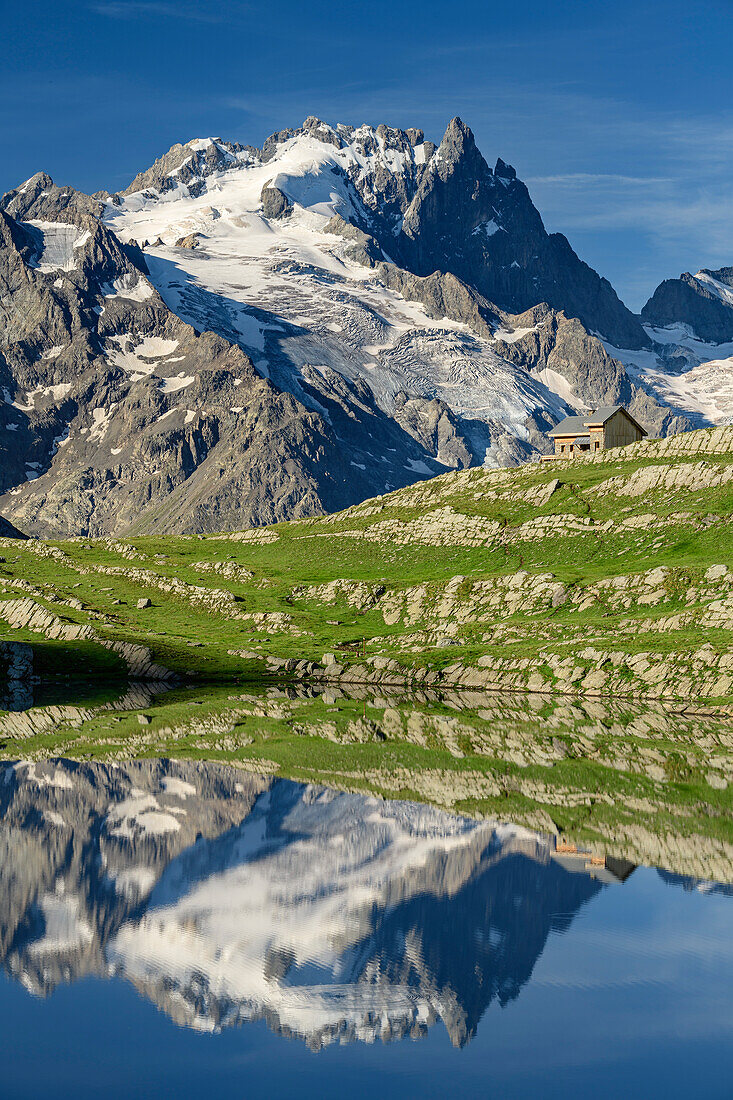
0, 756, 731, 1099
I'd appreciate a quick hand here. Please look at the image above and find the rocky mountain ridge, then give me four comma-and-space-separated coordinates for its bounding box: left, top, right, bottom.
642, 266, 733, 344
0, 115, 711, 535
0, 759, 608, 1047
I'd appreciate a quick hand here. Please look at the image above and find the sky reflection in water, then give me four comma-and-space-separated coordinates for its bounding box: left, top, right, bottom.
0, 758, 731, 1098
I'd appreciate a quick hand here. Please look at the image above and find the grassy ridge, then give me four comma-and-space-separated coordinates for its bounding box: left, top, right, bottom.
2, 427, 732, 873
0, 428, 731, 689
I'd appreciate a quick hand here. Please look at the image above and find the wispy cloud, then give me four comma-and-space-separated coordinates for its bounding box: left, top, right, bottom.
526, 173, 674, 187
90, 1, 227, 22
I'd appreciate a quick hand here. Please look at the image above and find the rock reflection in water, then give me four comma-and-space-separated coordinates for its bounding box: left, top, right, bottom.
0, 759, 634, 1048
0, 642, 33, 712
4, 676, 733, 886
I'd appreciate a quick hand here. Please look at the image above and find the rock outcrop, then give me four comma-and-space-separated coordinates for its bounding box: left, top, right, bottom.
642, 267, 733, 343
392, 118, 649, 350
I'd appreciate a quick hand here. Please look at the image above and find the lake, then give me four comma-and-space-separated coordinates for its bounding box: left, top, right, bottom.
0, 755, 731, 1099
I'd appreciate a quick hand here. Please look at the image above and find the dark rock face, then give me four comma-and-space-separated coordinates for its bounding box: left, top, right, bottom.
642, 267, 733, 343
338, 121, 434, 238
495, 304, 692, 439
260, 185, 292, 220
0, 641, 33, 710
389, 118, 649, 351
0, 516, 27, 538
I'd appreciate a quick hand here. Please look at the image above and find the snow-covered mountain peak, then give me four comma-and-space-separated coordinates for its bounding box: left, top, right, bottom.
101, 125, 577, 475
0, 113, 691, 537
113, 117, 436, 238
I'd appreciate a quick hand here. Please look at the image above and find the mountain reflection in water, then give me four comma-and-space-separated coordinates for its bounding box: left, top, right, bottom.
0, 758, 637, 1049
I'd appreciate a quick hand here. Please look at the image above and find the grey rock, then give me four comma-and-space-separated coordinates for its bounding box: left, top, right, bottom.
393, 392, 473, 468
260, 184, 292, 220
494, 304, 692, 439
323, 213, 384, 265
119, 137, 248, 200
391, 118, 649, 350
0, 172, 106, 222
642, 267, 733, 343
174, 232, 203, 249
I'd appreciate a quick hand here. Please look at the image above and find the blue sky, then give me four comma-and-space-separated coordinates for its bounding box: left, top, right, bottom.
2, 0, 732, 309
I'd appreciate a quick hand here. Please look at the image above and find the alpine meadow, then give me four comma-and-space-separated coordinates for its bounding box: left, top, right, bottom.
2, 2, 733, 1096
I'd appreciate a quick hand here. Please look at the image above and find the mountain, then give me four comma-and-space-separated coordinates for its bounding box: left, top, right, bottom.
0, 209, 374, 536
85, 116, 646, 354
389, 117, 648, 350
596, 266, 733, 427
642, 267, 733, 344
0, 760, 606, 1048
0, 116, 691, 536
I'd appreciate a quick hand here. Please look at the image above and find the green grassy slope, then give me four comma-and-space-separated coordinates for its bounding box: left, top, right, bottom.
2, 425, 733, 873
0, 424, 732, 699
